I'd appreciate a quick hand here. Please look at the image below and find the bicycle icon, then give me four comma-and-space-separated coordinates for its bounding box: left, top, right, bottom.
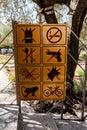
43, 86, 63, 97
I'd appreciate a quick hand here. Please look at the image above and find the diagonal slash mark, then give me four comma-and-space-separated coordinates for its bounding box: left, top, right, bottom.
47, 49, 61, 62
47, 49, 55, 62
24, 68, 36, 80
22, 49, 36, 62
49, 29, 60, 41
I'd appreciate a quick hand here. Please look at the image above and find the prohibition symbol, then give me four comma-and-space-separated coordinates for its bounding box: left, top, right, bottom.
22, 48, 36, 63
46, 27, 62, 43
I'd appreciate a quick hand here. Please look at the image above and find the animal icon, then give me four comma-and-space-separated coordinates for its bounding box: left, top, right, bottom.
22, 86, 38, 97
48, 67, 60, 81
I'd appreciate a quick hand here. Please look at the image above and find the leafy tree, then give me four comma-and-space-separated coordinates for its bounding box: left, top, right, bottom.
0, 25, 13, 48
32, 0, 87, 99
0, 0, 87, 99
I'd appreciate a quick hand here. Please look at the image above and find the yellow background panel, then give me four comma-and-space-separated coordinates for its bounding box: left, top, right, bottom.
18, 67, 41, 82
43, 46, 66, 64
42, 83, 66, 100
16, 25, 41, 44
43, 66, 65, 82
42, 25, 67, 45
17, 47, 41, 64
19, 84, 41, 100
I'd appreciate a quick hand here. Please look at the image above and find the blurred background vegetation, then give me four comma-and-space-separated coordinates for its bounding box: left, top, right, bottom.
0, 0, 87, 95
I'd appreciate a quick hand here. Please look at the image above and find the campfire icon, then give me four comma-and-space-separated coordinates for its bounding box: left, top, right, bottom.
22, 28, 35, 43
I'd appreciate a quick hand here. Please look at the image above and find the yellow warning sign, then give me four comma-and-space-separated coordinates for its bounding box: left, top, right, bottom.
42, 25, 67, 45
17, 47, 41, 64
16, 25, 41, 45
19, 84, 41, 100
42, 46, 67, 64
13, 23, 67, 101
42, 83, 66, 100
43, 66, 65, 82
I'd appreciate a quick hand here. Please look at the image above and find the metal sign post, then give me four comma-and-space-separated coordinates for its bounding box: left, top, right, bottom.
12, 20, 21, 113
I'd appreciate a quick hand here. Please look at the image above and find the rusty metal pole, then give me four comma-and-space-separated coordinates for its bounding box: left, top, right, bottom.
60, 100, 64, 119
12, 20, 21, 113
81, 48, 87, 120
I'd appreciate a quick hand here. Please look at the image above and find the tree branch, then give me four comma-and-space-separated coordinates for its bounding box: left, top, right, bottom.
67, 0, 87, 80
32, 0, 71, 7
32, 0, 72, 24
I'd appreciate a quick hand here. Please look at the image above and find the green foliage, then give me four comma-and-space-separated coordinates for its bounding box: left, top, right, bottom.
0, 0, 38, 24
0, 25, 13, 48
5, 66, 10, 72
74, 69, 84, 95
77, 69, 84, 77
9, 73, 15, 82
0, 54, 14, 64
74, 78, 83, 95
79, 51, 86, 60
5, 66, 15, 82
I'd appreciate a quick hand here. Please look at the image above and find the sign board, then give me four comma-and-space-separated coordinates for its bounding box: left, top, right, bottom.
17, 47, 41, 64
42, 46, 66, 64
16, 25, 41, 44
19, 84, 41, 100
42, 25, 67, 45
13, 24, 67, 100
43, 83, 66, 100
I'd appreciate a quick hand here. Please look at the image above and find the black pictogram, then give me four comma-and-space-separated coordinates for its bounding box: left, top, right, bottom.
46, 49, 61, 62
21, 85, 38, 97
24, 48, 28, 63
21, 28, 35, 43
22, 48, 36, 63
47, 67, 60, 81
43, 86, 63, 97
20, 68, 39, 81
46, 27, 62, 43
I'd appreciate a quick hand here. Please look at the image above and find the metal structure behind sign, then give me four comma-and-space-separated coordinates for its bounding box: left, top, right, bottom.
13, 23, 67, 101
